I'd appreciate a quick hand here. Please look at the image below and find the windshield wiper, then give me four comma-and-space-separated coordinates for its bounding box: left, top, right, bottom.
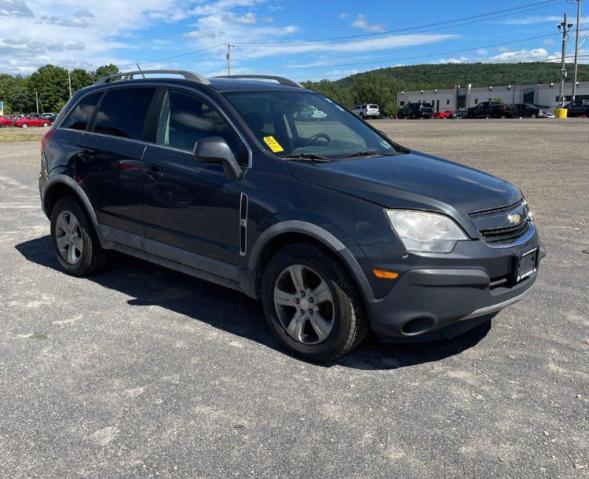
338, 150, 390, 159
282, 153, 332, 162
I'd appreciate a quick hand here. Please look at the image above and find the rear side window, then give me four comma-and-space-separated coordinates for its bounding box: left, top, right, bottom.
93, 88, 156, 139
61, 92, 102, 131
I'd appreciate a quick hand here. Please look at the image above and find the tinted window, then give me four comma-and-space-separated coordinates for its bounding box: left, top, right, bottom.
157, 90, 239, 154
225, 91, 396, 159
93, 88, 155, 139
61, 93, 102, 131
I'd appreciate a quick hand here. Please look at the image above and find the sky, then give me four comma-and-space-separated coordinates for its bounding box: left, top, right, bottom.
0, 0, 588, 80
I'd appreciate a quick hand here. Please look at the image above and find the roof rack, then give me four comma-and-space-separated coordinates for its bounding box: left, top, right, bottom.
95, 69, 210, 86
214, 75, 303, 88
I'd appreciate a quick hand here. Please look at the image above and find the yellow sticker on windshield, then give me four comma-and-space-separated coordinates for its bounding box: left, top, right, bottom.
263, 136, 284, 153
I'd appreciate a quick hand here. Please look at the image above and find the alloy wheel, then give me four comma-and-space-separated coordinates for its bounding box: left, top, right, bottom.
273, 264, 335, 345
55, 210, 83, 264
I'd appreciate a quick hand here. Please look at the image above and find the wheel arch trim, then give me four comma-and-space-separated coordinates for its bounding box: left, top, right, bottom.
42, 175, 107, 246
244, 220, 375, 302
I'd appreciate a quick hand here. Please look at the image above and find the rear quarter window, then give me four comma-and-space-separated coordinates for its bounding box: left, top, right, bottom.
61, 92, 102, 131
92, 87, 156, 140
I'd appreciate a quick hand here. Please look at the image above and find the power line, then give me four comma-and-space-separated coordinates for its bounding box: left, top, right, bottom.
287, 32, 560, 73
117, 0, 574, 77
117, 44, 224, 69
235, 0, 564, 46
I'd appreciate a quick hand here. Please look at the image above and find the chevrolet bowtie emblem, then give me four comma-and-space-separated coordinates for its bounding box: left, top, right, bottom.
507, 213, 521, 225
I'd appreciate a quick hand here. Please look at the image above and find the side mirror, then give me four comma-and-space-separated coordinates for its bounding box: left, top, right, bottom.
193, 137, 242, 181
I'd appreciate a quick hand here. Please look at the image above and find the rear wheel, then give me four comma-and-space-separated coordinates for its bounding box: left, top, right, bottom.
261, 243, 368, 362
50, 197, 107, 276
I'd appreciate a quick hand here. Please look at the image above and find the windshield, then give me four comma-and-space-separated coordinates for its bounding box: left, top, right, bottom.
223, 91, 397, 159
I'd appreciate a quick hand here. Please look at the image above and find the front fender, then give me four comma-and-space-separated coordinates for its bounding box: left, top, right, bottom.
242, 218, 375, 304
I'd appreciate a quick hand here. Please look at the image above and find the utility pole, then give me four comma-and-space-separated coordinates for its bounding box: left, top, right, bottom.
572, 0, 582, 102
558, 12, 573, 107
226, 43, 235, 76
67, 69, 73, 99
35, 91, 40, 115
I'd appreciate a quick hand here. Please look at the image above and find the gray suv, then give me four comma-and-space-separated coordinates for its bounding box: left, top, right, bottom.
39, 70, 544, 362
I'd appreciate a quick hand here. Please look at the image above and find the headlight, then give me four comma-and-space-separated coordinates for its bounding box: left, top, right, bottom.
385, 209, 468, 253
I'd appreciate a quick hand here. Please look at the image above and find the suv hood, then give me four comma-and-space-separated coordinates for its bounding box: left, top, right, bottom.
288, 152, 522, 214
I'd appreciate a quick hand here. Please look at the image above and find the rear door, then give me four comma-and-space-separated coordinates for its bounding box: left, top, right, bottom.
79, 86, 156, 238
141, 88, 246, 273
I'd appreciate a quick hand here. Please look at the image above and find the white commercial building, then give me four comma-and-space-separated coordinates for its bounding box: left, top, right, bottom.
397, 81, 589, 113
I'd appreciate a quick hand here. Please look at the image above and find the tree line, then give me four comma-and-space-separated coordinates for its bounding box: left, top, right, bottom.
2, 61, 589, 116
302, 62, 589, 116
0, 64, 119, 114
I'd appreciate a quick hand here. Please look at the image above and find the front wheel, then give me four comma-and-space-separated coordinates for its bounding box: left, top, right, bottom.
261, 243, 368, 362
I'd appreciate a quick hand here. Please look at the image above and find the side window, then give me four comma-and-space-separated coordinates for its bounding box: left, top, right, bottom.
61, 92, 102, 131
157, 90, 240, 156
93, 88, 156, 139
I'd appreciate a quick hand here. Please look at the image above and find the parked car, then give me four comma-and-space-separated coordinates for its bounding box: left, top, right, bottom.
397, 102, 434, 119
511, 104, 541, 118
465, 102, 514, 119
432, 110, 455, 119
351, 104, 380, 119
0, 116, 15, 127
454, 108, 467, 119
537, 109, 555, 119
39, 70, 544, 362
15, 115, 52, 128
42, 113, 57, 122
565, 99, 589, 117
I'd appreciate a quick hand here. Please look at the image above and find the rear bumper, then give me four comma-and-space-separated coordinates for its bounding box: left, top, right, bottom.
362, 229, 545, 341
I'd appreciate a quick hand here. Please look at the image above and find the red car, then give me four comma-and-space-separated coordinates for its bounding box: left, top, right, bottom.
432, 110, 455, 119
15, 115, 52, 128
0, 116, 15, 127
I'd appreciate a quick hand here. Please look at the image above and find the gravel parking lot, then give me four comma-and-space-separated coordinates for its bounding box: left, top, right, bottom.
1, 119, 587, 478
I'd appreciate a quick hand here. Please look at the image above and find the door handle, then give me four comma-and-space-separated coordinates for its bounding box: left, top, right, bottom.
146, 165, 164, 180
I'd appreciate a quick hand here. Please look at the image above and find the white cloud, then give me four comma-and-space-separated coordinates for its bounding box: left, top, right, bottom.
495, 15, 589, 25
351, 14, 386, 33
0, 0, 194, 73
184, 0, 298, 48
489, 47, 549, 62
0, 0, 33, 17
241, 34, 459, 59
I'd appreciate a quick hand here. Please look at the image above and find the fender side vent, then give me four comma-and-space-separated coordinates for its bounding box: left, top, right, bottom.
239, 193, 248, 256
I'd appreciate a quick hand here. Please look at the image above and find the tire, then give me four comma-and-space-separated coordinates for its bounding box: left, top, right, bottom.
22, 123, 28, 128
261, 243, 368, 362
50, 197, 107, 276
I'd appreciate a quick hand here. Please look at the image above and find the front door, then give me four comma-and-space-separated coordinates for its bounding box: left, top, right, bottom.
141, 89, 245, 277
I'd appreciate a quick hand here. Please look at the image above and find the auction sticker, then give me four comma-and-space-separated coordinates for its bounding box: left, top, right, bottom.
263, 136, 284, 153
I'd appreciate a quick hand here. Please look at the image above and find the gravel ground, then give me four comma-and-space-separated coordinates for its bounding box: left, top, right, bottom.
0, 119, 587, 478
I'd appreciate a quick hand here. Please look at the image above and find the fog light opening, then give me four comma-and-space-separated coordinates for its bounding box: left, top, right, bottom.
401, 317, 435, 336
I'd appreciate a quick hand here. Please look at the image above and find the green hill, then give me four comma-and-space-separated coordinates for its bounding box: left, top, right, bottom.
302, 62, 589, 115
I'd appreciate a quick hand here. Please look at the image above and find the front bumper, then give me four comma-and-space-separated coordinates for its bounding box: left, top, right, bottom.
362, 226, 545, 341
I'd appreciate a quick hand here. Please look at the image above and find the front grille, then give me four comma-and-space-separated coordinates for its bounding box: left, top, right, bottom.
469, 200, 524, 219
480, 220, 530, 243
